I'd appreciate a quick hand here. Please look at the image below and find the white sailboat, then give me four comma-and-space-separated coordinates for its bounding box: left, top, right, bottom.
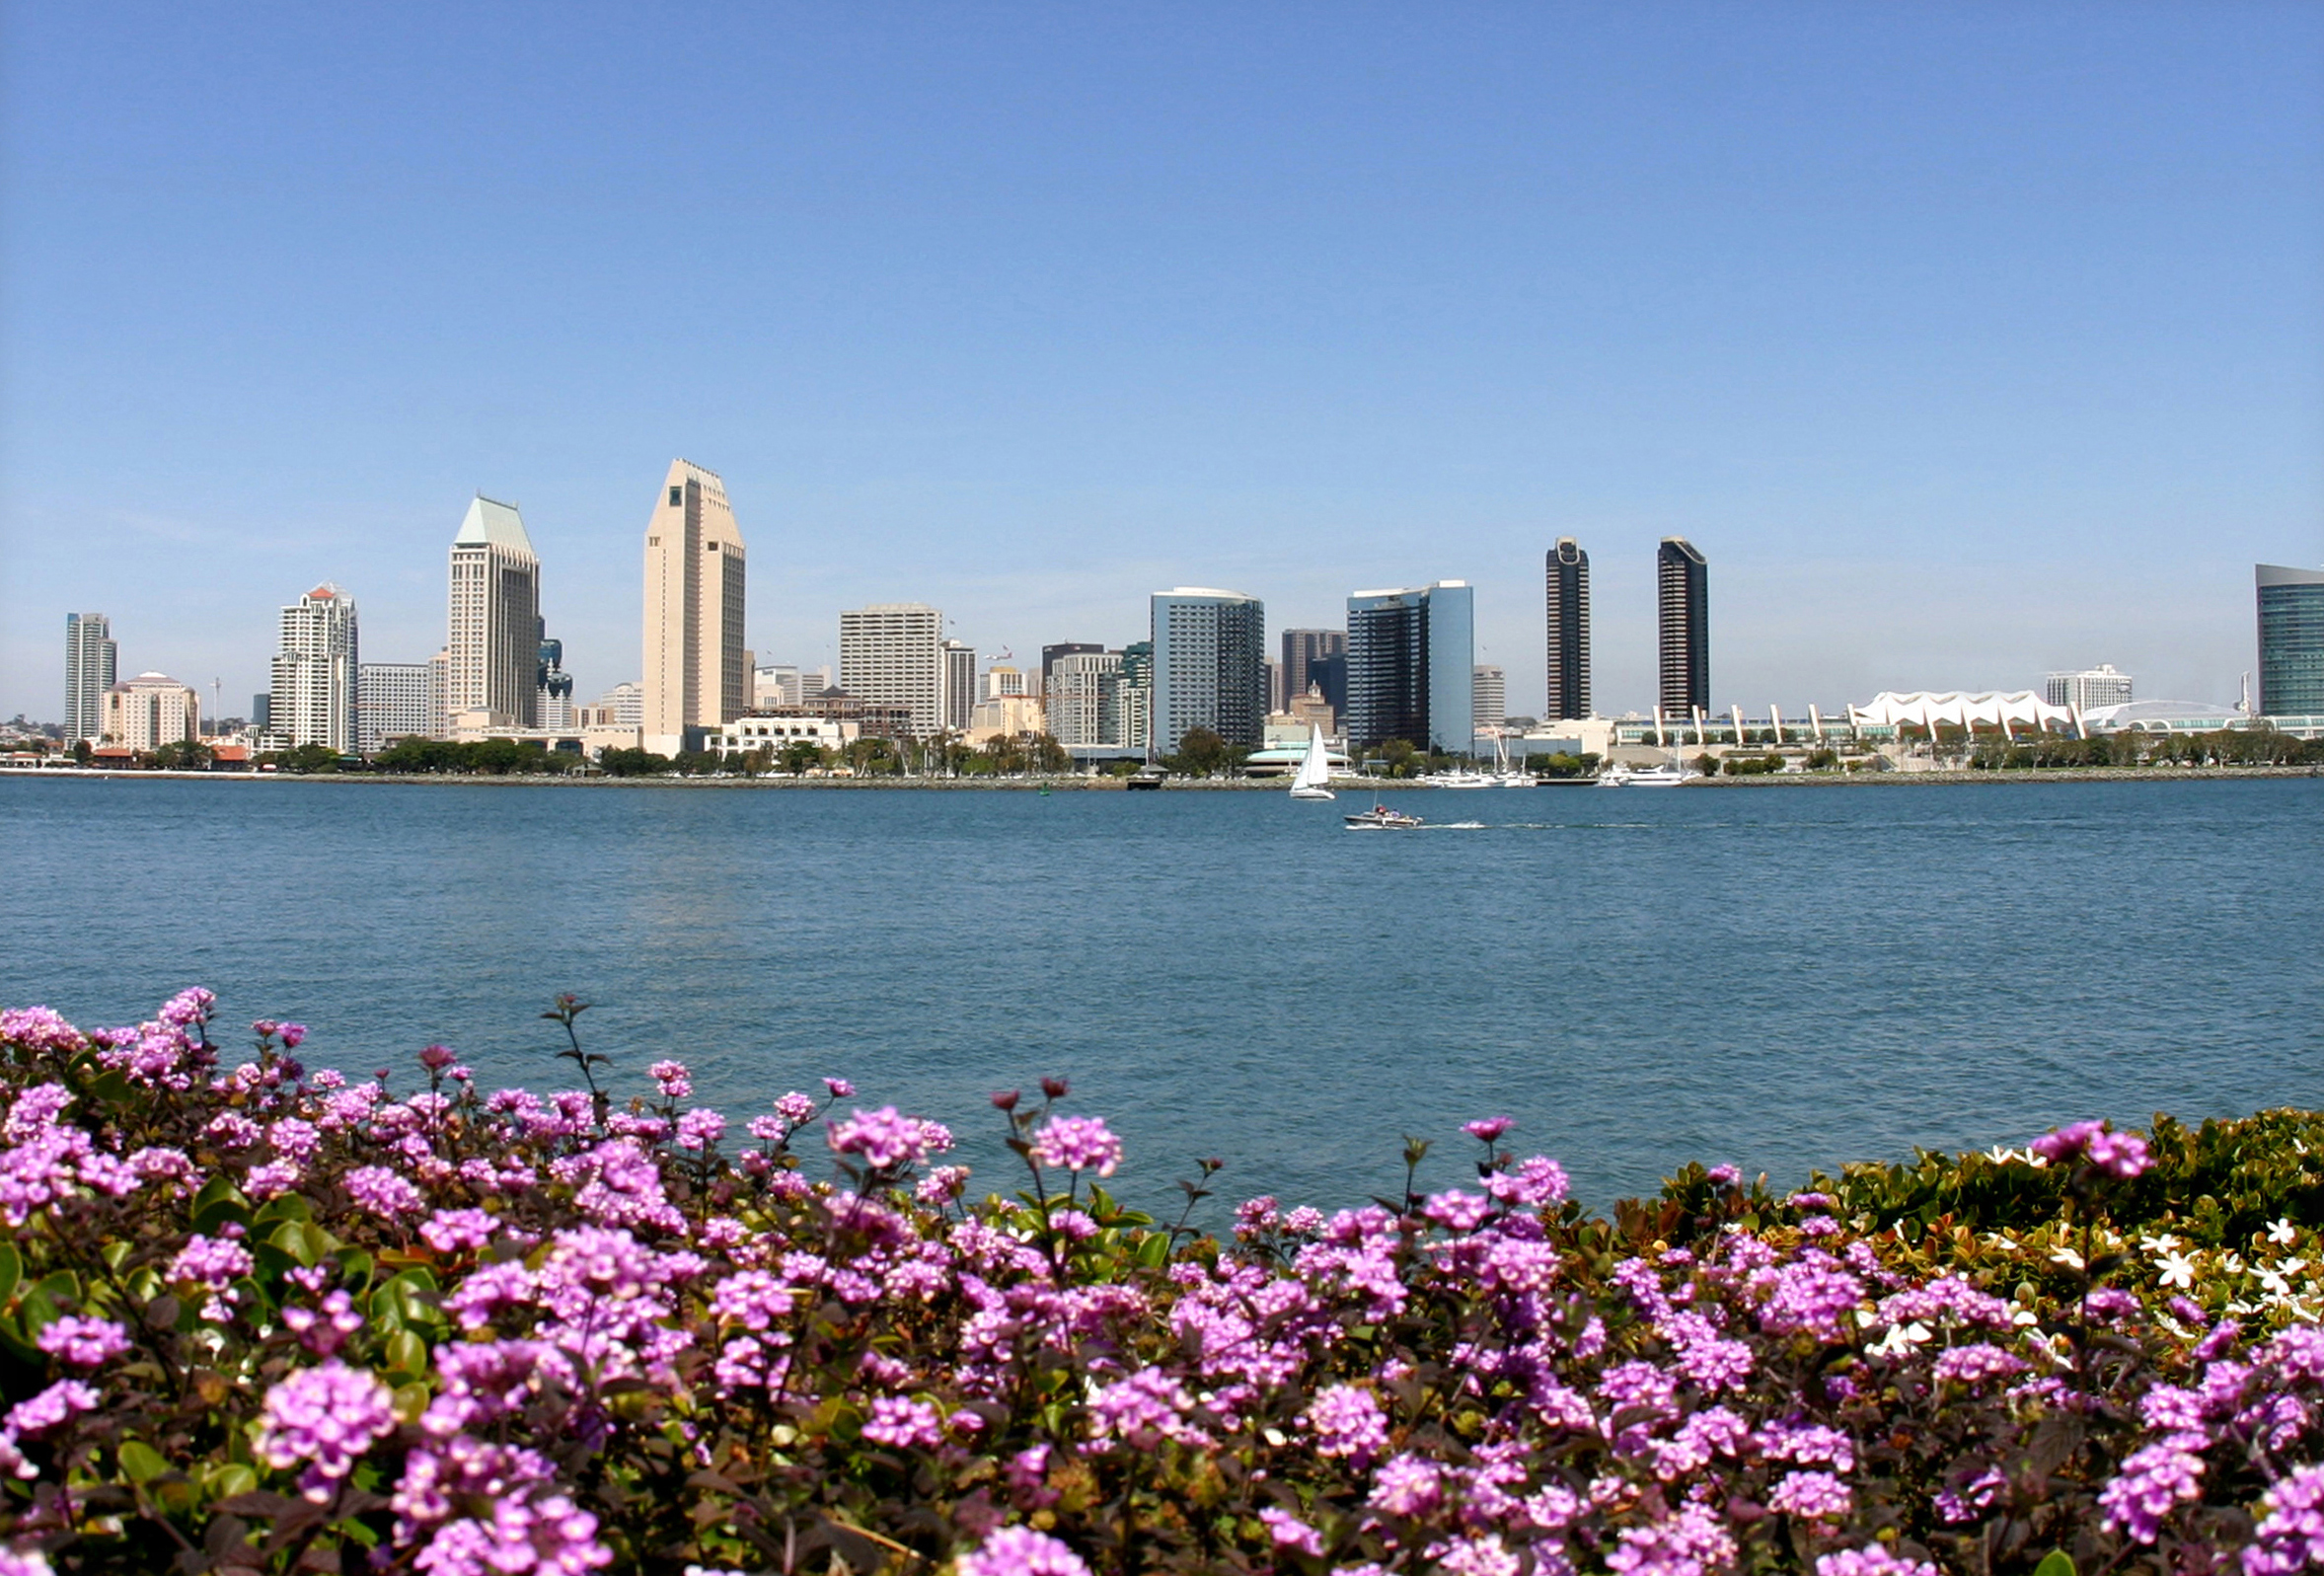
1289, 725, 1336, 801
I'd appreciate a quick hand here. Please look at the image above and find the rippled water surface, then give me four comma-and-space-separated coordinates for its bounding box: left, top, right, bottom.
4, 775, 2318, 1212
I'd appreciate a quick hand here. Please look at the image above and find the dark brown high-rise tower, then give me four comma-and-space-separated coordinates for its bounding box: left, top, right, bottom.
1656, 538, 1709, 716
1544, 539, 1590, 720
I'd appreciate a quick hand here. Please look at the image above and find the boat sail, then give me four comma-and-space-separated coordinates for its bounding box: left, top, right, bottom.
1288, 725, 1335, 801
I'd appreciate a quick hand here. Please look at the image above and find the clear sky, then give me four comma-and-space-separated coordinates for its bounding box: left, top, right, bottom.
4, 1, 2321, 720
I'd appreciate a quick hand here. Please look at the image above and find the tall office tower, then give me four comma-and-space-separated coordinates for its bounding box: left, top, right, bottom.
1150, 589, 1265, 754
63, 614, 118, 742
642, 460, 747, 739
1040, 642, 1103, 696
1280, 630, 1347, 717
252, 694, 272, 733
940, 639, 978, 733
1263, 658, 1283, 714
1472, 665, 1506, 736
1046, 649, 1123, 746
104, 673, 201, 752
1656, 538, 1709, 717
1116, 640, 1154, 752
270, 583, 360, 754
2044, 664, 2134, 712
537, 621, 575, 729
1544, 538, 1591, 720
2257, 563, 2324, 716
838, 603, 945, 736
448, 496, 542, 728
984, 665, 1028, 699
359, 664, 435, 754
1345, 581, 1475, 752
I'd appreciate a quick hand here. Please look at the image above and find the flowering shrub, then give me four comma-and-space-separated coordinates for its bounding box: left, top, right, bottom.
0, 992, 2321, 1573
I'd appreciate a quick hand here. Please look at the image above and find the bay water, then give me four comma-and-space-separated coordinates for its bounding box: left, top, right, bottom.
3, 776, 2317, 1217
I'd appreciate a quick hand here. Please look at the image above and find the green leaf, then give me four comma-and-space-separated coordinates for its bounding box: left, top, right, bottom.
0, 1240, 20, 1309
18, 1269, 79, 1334
2033, 1551, 2076, 1576
254, 1193, 313, 1225
385, 1328, 428, 1381
191, 1174, 252, 1234
117, 1440, 170, 1484
203, 1463, 258, 1503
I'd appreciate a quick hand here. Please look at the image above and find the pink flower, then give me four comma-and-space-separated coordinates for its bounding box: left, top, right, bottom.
648, 1060, 691, 1098
1304, 1384, 1387, 1463
1768, 1469, 1852, 1520
861, 1395, 942, 1450
35, 1315, 130, 1368
1462, 1116, 1514, 1143
1028, 1115, 1123, 1177
828, 1106, 932, 1170
1260, 1509, 1324, 1556
255, 1360, 398, 1499
958, 1527, 1091, 1576
823, 1078, 855, 1098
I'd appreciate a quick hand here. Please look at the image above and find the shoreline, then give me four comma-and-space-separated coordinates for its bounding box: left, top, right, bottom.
1, 764, 2316, 788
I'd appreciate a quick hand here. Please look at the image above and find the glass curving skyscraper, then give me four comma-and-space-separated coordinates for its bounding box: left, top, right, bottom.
1345, 581, 1474, 753
2257, 563, 2324, 717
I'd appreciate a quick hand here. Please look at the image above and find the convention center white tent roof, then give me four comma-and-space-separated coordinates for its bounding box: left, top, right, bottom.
1845, 691, 2079, 734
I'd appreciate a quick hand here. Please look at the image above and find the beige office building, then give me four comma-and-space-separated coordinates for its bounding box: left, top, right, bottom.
104, 673, 201, 752
447, 497, 541, 728
838, 603, 944, 736
642, 459, 748, 746
272, 583, 360, 755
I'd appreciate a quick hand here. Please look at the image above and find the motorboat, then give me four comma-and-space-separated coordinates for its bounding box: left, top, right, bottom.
1597, 762, 1689, 788
1125, 765, 1167, 791
1288, 724, 1335, 801
1345, 803, 1425, 830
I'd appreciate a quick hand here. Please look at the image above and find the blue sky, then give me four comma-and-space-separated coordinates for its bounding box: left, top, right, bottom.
3, 1, 2320, 719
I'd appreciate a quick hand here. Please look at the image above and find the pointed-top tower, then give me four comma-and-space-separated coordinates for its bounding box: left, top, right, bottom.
447, 495, 541, 727
642, 460, 748, 742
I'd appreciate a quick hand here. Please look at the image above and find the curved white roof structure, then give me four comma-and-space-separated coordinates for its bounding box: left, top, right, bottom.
1847, 691, 2078, 734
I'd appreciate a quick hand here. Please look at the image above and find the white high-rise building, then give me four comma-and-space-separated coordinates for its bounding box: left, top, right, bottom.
1472, 664, 1507, 737
270, 583, 359, 755
359, 663, 436, 754
63, 614, 117, 743
642, 459, 747, 745
447, 497, 541, 728
104, 673, 200, 753
2045, 664, 2134, 712
839, 603, 944, 736
1047, 650, 1123, 747
940, 640, 977, 734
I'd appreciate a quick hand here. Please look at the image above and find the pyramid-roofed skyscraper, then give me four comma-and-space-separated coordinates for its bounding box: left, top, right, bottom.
446, 495, 541, 728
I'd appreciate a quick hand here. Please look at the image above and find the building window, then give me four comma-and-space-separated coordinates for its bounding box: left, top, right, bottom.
669, 486, 683, 506
708, 542, 718, 552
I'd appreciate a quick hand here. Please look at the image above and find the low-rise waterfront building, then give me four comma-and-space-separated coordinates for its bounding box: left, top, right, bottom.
2045, 664, 2133, 712
104, 672, 201, 753
359, 662, 436, 755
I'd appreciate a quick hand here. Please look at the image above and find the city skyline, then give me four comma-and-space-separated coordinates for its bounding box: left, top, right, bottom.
4, 6, 2322, 716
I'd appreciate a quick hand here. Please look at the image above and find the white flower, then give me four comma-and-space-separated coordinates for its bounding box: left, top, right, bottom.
2010, 1304, 2041, 1327
2140, 1233, 2183, 1254
1868, 1320, 1932, 1358
2156, 1250, 2200, 1289
2050, 1245, 2086, 1271
2222, 1252, 2248, 1275
2269, 1219, 2298, 1246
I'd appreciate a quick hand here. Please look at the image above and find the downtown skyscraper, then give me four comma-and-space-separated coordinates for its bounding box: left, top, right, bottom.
1345, 581, 1474, 753
447, 496, 541, 727
1544, 538, 1591, 720
838, 603, 944, 736
643, 459, 748, 743
63, 613, 117, 742
270, 583, 359, 754
1151, 588, 1266, 753
1656, 538, 1709, 717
